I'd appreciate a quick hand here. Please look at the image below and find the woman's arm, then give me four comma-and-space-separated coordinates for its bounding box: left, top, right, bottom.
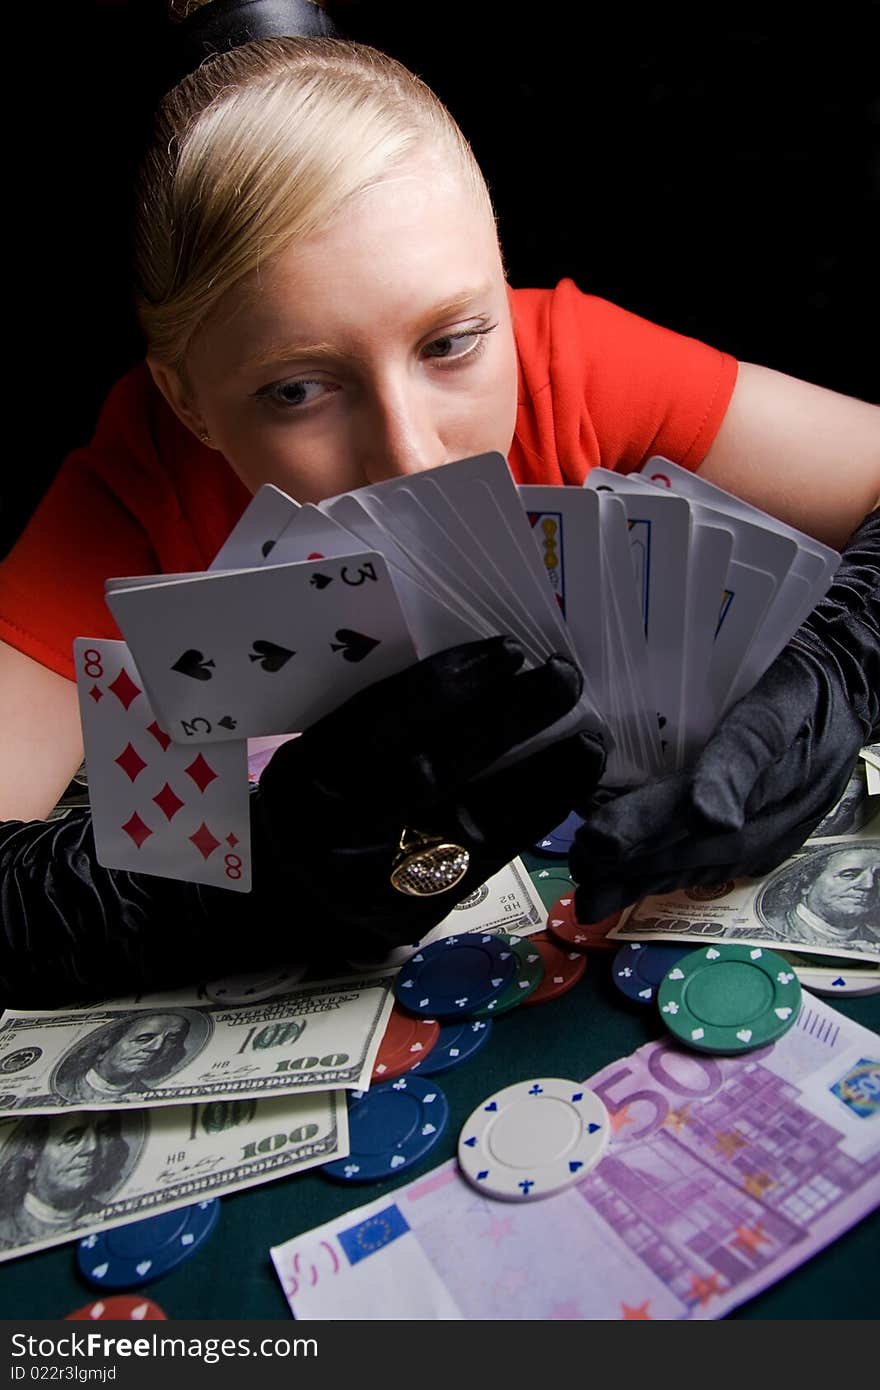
697, 361, 880, 547
0, 642, 85, 822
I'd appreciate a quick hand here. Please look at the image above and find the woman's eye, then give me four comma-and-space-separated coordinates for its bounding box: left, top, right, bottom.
423, 330, 485, 360
264, 378, 325, 409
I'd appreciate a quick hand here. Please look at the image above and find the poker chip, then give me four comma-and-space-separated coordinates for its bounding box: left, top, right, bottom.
521, 932, 587, 1006
76, 1200, 220, 1289
657, 944, 802, 1054
458, 1077, 609, 1201
528, 866, 578, 912
531, 810, 585, 858
320, 1075, 449, 1182
65, 1295, 168, 1320
472, 935, 544, 1017
793, 969, 880, 998
545, 893, 621, 951
412, 1017, 493, 1075
371, 1005, 440, 1081
611, 941, 694, 1005
393, 934, 517, 1018
204, 965, 308, 1004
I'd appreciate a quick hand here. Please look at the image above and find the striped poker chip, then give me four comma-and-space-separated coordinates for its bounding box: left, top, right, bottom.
472, 935, 545, 1017
545, 894, 621, 951
521, 932, 587, 1005
372, 1004, 440, 1081
65, 1295, 168, 1320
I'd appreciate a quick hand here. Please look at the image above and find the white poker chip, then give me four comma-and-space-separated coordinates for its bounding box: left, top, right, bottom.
204, 964, 309, 1004
796, 970, 880, 998
457, 1077, 609, 1201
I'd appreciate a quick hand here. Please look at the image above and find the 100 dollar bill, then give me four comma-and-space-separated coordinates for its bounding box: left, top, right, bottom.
0, 1088, 345, 1262
609, 833, 879, 962
0, 974, 394, 1116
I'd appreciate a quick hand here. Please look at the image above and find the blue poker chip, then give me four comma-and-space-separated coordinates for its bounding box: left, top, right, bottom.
612, 941, 694, 1005
413, 1017, 493, 1076
320, 1075, 449, 1182
76, 1199, 220, 1289
393, 934, 517, 1018
532, 810, 585, 858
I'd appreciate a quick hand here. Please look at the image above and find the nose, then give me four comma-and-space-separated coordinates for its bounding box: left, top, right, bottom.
857, 866, 880, 892
77, 1123, 99, 1153
359, 377, 448, 484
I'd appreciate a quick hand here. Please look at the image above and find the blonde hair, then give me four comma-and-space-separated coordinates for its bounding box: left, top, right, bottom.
134, 37, 495, 369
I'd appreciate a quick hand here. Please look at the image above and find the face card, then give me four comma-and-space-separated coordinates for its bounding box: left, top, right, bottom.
208, 484, 301, 572
105, 553, 417, 743
449, 478, 581, 660
517, 484, 605, 712
73, 638, 252, 890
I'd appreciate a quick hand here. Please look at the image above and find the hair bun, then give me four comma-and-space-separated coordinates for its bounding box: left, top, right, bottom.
164, 0, 343, 93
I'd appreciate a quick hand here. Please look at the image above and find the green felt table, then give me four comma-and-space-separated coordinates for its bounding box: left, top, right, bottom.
1, 850, 877, 1322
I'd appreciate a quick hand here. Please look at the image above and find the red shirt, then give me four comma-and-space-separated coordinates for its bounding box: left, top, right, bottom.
0, 279, 737, 680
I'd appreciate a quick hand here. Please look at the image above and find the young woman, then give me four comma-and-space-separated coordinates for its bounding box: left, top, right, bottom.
0, 21, 877, 1006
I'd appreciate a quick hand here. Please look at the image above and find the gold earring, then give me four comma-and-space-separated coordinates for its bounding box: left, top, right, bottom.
197, 428, 212, 447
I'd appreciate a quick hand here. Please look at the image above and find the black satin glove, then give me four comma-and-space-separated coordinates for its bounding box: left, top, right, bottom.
570, 507, 880, 920
0, 637, 604, 1007
255, 634, 605, 946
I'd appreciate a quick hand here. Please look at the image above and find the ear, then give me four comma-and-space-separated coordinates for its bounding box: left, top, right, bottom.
146, 357, 209, 441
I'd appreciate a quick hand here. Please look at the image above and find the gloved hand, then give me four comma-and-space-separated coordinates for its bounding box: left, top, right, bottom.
255, 635, 606, 950
0, 637, 604, 1006
570, 508, 880, 920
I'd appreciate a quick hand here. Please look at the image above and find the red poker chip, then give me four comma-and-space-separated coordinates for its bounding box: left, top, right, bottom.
64, 1295, 168, 1320
545, 894, 622, 951
371, 1004, 441, 1081
521, 931, 587, 1004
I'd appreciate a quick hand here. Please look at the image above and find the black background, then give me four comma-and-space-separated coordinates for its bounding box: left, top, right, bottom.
4, 0, 877, 556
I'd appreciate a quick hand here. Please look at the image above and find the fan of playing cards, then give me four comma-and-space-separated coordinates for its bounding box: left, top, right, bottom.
75, 452, 839, 891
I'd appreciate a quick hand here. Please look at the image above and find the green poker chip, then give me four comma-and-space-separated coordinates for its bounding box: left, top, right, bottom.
528, 866, 577, 912
657, 943, 802, 1055
473, 935, 545, 1018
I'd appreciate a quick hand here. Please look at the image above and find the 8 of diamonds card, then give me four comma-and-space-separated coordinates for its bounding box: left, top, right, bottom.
74, 637, 251, 891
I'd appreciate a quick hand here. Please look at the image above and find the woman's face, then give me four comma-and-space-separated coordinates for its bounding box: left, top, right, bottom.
153, 155, 518, 503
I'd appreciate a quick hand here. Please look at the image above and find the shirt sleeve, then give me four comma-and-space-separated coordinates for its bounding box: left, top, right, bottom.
0, 368, 183, 681
510, 279, 739, 487
0, 452, 160, 680
550, 279, 739, 482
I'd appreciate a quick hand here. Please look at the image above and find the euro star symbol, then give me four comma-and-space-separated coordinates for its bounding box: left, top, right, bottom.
621, 1301, 653, 1319
712, 1130, 748, 1158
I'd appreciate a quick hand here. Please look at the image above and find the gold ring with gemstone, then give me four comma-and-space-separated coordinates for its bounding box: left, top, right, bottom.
389, 828, 470, 897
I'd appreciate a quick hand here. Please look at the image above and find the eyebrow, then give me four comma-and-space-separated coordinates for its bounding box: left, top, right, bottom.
240, 286, 495, 374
